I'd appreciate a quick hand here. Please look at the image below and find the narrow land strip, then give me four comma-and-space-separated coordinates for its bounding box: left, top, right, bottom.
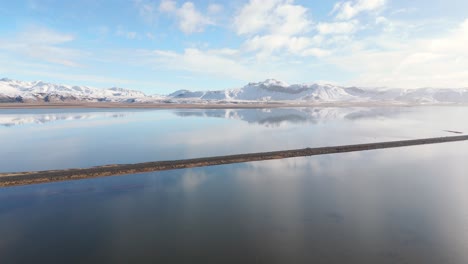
1, 135, 467, 187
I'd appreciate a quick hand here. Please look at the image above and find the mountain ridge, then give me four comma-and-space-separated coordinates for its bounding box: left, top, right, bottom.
1, 78, 468, 104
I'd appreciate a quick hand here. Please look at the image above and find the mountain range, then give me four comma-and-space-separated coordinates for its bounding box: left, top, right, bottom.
1, 77, 468, 104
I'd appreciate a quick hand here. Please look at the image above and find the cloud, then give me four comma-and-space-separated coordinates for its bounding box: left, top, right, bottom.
140, 48, 255, 80
159, 1, 214, 34
94, 26, 110, 37
19, 26, 75, 44
133, 0, 331, 80
0, 26, 85, 67
234, 0, 278, 35
131, 40, 341, 87
208, 3, 223, 14
116, 27, 138, 39
134, 0, 159, 24
234, 0, 311, 36
332, 0, 386, 20
317, 20, 359, 35
5, 2, 465, 91
136, 0, 220, 33
136, 14, 468, 89
146, 32, 156, 39
177, 2, 213, 33
234, 0, 316, 58
301, 48, 331, 57
244, 35, 314, 57
326, 18, 468, 88
159, 0, 176, 12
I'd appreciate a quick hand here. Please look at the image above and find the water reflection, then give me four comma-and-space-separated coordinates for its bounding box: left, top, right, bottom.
0, 107, 404, 128
0, 112, 129, 127
174, 107, 410, 126
0, 142, 467, 263
0, 107, 467, 173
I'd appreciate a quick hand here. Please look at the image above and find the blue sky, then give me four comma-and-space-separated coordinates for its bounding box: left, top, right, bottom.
0, 0, 467, 94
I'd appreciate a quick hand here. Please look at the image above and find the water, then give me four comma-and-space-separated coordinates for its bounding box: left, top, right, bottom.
1, 106, 467, 172
1, 106, 468, 263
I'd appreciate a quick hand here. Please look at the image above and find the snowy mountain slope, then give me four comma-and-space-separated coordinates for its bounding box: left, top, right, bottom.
0, 78, 160, 103
228, 80, 354, 101
170, 79, 356, 102
343, 86, 468, 103
168, 79, 468, 104
2, 77, 468, 104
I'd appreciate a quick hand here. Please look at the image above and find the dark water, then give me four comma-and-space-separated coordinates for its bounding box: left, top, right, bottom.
1, 107, 468, 263
1, 141, 468, 263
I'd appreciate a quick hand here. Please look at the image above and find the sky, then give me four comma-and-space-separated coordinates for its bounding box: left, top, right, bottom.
0, 0, 467, 94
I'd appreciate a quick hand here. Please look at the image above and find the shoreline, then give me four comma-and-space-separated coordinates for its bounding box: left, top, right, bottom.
0, 102, 464, 109
1, 135, 467, 187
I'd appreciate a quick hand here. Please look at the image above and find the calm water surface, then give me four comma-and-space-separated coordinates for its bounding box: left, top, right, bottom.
1, 106, 468, 263
1, 106, 467, 172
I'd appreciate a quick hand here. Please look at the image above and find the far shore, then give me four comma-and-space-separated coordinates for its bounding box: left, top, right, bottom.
0, 101, 464, 109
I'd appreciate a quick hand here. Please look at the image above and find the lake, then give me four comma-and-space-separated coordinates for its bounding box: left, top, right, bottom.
1, 106, 467, 172
1, 106, 468, 263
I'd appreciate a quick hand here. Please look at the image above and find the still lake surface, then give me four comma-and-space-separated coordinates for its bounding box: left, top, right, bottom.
1, 106, 468, 263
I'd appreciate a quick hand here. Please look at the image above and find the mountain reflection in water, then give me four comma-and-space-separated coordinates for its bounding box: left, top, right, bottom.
173, 107, 409, 126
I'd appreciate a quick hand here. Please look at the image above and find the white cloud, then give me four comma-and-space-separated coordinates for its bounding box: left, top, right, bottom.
134, 0, 159, 23
375, 16, 390, 26
234, 0, 279, 35
208, 3, 223, 14
116, 27, 138, 39
301, 48, 331, 57
159, 1, 214, 34
135, 46, 322, 83
209, 48, 239, 56
234, 0, 316, 58
19, 26, 74, 44
332, 0, 386, 20
9, 2, 464, 91
326, 18, 468, 88
138, 13, 465, 89
317, 20, 359, 35
140, 48, 254, 80
94, 26, 110, 37
234, 0, 311, 36
272, 2, 311, 35
21, 46, 83, 67
177, 2, 213, 33
0, 26, 85, 67
136, 0, 218, 33
159, 0, 176, 12
146, 32, 156, 39
244, 35, 314, 58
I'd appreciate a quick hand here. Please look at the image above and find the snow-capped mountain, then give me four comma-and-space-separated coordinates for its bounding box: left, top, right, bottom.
1, 77, 468, 104
0, 78, 159, 103
168, 79, 468, 104
169, 79, 354, 101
